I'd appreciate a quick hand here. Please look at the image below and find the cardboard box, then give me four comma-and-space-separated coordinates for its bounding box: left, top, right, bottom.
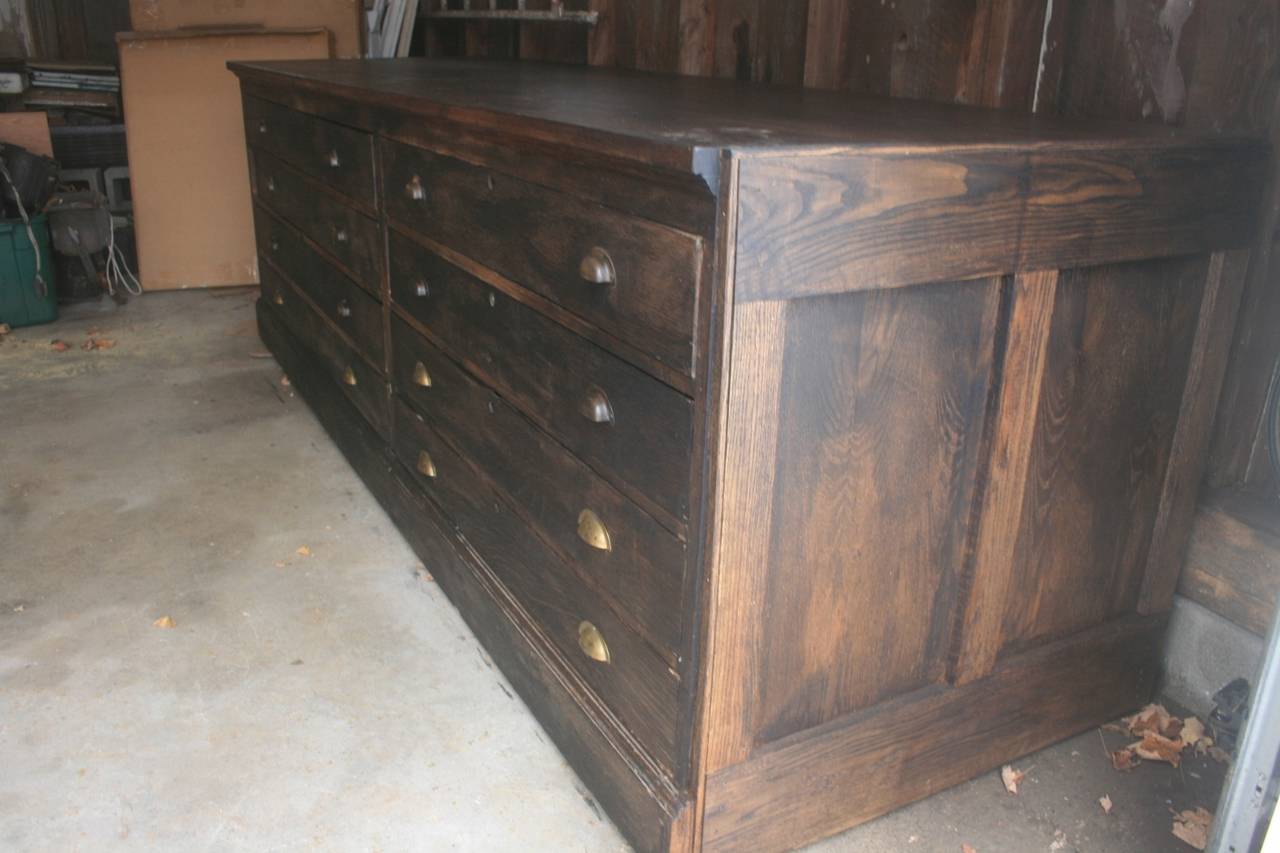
118, 28, 331, 290
130, 0, 364, 58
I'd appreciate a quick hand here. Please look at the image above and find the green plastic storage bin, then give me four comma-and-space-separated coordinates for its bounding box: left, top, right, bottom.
0, 214, 56, 328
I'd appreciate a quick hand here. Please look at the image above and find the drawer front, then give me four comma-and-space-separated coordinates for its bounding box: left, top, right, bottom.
391, 315, 685, 655
256, 208, 385, 366
381, 140, 701, 373
389, 231, 693, 520
391, 400, 679, 769
262, 264, 388, 437
244, 96, 375, 202
252, 148, 382, 288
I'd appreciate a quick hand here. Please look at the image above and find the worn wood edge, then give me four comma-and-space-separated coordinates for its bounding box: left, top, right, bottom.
952, 269, 1059, 684
1177, 490, 1280, 637
1140, 249, 1254, 614
701, 612, 1166, 853
257, 301, 689, 852
682, 151, 743, 853
386, 221, 697, 395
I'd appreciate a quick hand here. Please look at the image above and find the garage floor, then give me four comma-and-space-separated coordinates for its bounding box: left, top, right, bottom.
1, 290, 1229, 852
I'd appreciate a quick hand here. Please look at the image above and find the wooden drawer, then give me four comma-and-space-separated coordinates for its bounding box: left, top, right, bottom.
256, 207, 385, 367
391, 399, 680, 770
244, 96, 375, 202
391, 315, 686, 655
252, 148, 382, 288
262, 264, 388, 436
381, 140, 701, 373
389, 231, 693, 521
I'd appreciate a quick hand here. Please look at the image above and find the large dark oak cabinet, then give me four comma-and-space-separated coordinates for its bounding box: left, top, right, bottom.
230, 59, 1267, 853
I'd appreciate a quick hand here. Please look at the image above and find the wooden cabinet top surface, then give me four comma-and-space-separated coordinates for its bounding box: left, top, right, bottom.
229, 59, 1265, 175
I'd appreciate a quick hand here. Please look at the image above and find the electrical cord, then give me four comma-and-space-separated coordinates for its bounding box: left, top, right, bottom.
0, 156, 46, 299
1269, 358, 1280, 499
106, 213, 142, 297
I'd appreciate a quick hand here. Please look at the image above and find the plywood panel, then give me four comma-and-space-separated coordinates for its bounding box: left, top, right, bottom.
118, 29, 331, 290
0, 112, 53, 158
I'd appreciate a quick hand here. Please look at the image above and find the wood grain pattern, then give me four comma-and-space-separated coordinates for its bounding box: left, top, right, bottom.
752, 279, 1000, 743
243, 95, 375, 203
1178, 487, 1280, 637
381, 138, 703, 374
701, 613, 1165, 853
701, 299, 787, 773
1000, 255, 1208, 653
734, 145, 1267, 302
390, 314, 689, 659
1140, 250, 1254, 614
952, 269, 1057, 685
387, 229, 695, 524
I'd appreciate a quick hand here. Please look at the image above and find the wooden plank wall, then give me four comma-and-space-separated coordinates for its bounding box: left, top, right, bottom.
423, 0, 1280, 495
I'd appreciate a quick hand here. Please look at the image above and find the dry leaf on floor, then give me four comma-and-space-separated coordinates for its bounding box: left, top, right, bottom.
1001, 764, 1025, 795
0, 323, 10, 335
280, 375, 291, 386
414, 562, 434, 582
1134, 732, 1185, 767
961, 845, 977, 853
1049, 831, 1067, 851
94, 339, 116, 350
1180, 717, 1209, 750
1171, 807, 1212, 850
1111, 746, 1141, 771
296, 545, 311, 557
274, 560, 287, 568
1123, 704, 1183, 740
152, 615, 176, 629
50, 339, 69, 351
1099, 795, 1113, 814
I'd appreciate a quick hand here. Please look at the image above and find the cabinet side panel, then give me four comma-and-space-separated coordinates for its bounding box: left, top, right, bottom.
751, 279, 1001, 744
998, 255, 1208, 654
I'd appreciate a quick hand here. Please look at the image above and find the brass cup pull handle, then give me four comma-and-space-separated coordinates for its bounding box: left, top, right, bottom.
414, 280, 430, 298
332, 226, 349, 244
412, 361, 432, 388
341, 366, 357, 386
257, 120, 267, 134
272, 292, 284, 306
578, 247, 615, 285
269, 238, 279, 252
576, 509, 611, 552
327, 149, 340, 168
579, 387, 614, 425
416, 450, 437, 478
336, 299, 351, 318
578, 621, 610, 663
265, 177, 276, 192
406, 174, 425, 201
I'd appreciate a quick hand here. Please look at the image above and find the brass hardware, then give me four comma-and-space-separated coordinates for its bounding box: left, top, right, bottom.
272, 292, 284, 306
266, 176, 276, 192
578, 247, 615, 285
487, 292, 496, 307
414, 280, 429, 298
412, 361, 433, 387
269, 239, 279, 252
406, 174, 425, 201
342, 366, 357, 386
327, 149, 340, 168
416, 450, 437, 478
576, 509, 611, 552
579, 387, 614, 425
333, 226, 348, 243
257, 120, 267, 134
336, 299, 351, 318
577, 621, 610, 663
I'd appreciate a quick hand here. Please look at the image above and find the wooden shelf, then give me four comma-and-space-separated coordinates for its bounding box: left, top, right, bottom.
1179, 485, 1280, 636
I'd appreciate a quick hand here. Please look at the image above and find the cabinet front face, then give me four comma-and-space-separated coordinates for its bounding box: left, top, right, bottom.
232, 61, 1264, 853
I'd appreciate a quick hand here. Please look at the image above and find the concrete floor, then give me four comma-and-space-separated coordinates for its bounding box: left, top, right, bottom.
0, 290, 1230, 852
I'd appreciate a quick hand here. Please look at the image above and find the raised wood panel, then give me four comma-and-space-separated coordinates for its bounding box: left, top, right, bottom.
998, 256, 1208, 655
733, 146, 1266, 302
702, 613, 1165, 853
751, 279, 1000, 744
